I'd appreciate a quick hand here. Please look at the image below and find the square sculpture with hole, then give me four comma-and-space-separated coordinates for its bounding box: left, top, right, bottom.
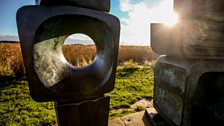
16, 5, 120, 102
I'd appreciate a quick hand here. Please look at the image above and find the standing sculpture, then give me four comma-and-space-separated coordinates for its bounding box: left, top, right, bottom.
151, 0, 224, 126
16, 0, 120, 126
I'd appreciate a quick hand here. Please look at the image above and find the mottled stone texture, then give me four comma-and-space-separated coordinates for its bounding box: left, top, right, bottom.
35, 0, 110, 12
154, 56, 224, 126
16, 5, 120, 102
154, 61, 186, 125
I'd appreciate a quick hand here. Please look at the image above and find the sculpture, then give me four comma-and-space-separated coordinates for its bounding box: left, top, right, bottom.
17, 0, 120, 125
151, 0, 224, 125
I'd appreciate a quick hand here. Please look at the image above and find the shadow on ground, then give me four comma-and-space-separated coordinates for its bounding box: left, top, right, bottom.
0, 75, 27, 88
117, 68, 139, 77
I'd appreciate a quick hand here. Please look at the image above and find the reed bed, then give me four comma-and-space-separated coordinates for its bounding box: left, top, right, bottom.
0, 42, 158, 76
0, 42, 24, 76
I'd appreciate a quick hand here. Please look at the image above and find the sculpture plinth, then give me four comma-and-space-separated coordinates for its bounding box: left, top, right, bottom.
17, 1, 120, 126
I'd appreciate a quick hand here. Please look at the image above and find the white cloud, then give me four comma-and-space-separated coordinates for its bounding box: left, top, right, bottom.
120, 0, 135, 12
119, 0, 175, 46
64, 34, 94, 45
0, 33, 94, 45
0, 34, 19, 41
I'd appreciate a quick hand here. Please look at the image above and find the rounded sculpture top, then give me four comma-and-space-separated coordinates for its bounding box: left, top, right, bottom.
35, 0, 110, 12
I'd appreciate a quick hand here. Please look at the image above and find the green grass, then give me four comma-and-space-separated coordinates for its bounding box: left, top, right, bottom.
0, 76, 56, 126
109, 62, 154, 118
0, 62, 154, 125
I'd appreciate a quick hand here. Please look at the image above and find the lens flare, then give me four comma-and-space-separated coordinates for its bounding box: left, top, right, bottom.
164, 12, 179, 27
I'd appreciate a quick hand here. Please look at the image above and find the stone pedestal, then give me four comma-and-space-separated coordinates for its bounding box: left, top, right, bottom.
154, 56, 224, 126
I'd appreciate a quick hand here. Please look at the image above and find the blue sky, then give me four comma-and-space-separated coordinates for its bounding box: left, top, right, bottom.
0, 0, 174, 45
0, 0, 35, 35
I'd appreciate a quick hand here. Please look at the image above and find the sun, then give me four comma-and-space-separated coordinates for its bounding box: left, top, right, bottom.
164, 12, 179, 27
150, 0, 179, 27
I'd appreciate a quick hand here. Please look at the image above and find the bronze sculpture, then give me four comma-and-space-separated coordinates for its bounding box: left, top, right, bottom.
151, 0, 224, 125
17, 0, 120, 125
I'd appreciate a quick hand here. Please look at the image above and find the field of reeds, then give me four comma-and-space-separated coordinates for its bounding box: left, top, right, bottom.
0, 42, 24, 76
0, 41, 158, 76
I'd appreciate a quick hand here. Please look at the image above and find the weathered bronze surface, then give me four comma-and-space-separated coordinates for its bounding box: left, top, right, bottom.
35, 0, 110, 12
17, 3, 120, 126
154, 56, 224, 126
17, 6, 120, 102
174, 0, 224, 21
151, 21, 224, 59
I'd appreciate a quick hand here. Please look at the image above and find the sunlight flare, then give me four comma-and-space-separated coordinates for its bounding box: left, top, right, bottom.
153, 0, 179, 27
164, 12, 179, 27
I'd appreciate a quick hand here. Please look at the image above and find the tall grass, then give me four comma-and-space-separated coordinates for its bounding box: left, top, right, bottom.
118, 46, 158, 64
63, 44, 96, 67
0, 42, 158, 76
0, 42, 25, 76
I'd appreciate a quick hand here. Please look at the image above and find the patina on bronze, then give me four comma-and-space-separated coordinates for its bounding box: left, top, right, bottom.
17, 3, 120, 126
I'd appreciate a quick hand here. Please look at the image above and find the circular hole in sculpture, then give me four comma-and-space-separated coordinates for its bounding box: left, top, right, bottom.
63, 33, 96, 68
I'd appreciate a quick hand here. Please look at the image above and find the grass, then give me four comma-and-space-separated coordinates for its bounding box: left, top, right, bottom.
118, 46, 158, 63
0, 42, 24, 76
109, 60, 154, 118
0, 76, 56, 126
0, 61, 154, 125
63, 44, 96, 67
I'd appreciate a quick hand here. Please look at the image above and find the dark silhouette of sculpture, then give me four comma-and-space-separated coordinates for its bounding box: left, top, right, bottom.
17, 0, 120, 125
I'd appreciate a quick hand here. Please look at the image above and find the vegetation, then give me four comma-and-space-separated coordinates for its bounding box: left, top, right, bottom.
0, 60, 155, 125
109, 60, 154, 118
0, 42, 157, 125
118, 46, 158, 63
63, 44, 96, 67
0, 42, 158, 75
0, 42, 24, 76
0, 76, 56, 126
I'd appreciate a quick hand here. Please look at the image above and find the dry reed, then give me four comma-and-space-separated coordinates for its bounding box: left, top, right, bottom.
0, 42, 24, 76
0, 42, 158, 76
